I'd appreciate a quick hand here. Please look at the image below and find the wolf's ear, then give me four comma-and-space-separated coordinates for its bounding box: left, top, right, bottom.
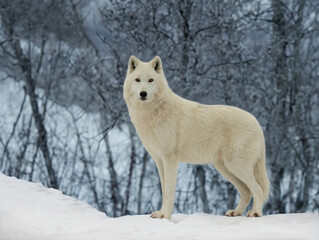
150, 56, 162, 73
128, 55, 139, 74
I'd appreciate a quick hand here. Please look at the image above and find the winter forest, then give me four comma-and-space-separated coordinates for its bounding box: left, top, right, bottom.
0, 0, 318, 218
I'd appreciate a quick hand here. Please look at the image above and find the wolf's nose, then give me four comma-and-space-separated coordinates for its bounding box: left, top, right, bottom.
140, 91, 147, 98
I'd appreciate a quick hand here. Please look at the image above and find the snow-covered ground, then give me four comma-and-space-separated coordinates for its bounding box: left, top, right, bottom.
0, 173, 318, 240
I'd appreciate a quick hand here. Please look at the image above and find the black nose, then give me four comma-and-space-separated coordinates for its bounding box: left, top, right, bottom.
140, 91, 147, 98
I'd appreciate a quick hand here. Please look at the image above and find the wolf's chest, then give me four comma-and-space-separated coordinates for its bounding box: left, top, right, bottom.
133, 116, 178, 156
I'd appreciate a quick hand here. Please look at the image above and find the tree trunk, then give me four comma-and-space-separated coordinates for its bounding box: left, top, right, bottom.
194, 165, 209, 213
10, 37, 58, 188
104, 132, 120, 217
123, 126, 136, 215
268, 0, 289, 213
137, 150, 149, 214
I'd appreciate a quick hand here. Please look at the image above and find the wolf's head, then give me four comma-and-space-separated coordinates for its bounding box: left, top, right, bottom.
123, 56, 169, 108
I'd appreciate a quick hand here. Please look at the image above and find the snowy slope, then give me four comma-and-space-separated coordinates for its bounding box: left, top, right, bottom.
0, 173, 318, 240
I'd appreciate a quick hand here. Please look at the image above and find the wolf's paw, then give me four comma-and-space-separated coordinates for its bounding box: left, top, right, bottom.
150, 211, 165, 219
225, 210, 242, 217
247, 210, 262, 217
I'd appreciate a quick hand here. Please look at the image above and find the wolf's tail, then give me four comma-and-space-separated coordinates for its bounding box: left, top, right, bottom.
254, 154, 270, 203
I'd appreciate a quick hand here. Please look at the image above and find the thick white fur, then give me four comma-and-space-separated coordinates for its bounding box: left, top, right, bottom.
123, 56, 270, 219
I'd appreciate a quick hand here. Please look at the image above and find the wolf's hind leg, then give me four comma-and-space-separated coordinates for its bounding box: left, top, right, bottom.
214, 162, 251, 217
225, 159, 264, 217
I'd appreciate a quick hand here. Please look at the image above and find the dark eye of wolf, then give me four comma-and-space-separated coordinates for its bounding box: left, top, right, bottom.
149, 79, 153, 82
135, 78, 140, 82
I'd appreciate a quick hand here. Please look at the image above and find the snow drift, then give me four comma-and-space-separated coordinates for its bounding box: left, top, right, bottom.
0, 173, 318, 240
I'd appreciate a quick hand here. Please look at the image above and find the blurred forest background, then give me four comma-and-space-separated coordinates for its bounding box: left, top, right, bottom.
0, 0, 318, 217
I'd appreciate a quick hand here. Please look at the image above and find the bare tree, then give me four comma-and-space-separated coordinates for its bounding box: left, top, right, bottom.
0, 0, 318, 217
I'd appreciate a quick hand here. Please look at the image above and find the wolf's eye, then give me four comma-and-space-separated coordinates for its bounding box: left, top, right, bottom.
135, 78, 140, 82
149, 78, 153, 82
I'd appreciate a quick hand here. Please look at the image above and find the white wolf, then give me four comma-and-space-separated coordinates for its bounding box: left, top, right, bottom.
123, 56, 270, 219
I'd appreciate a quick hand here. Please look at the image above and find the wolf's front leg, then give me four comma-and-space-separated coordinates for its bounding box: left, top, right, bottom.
151, 159, 165, 219
151, 159, 178, 219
